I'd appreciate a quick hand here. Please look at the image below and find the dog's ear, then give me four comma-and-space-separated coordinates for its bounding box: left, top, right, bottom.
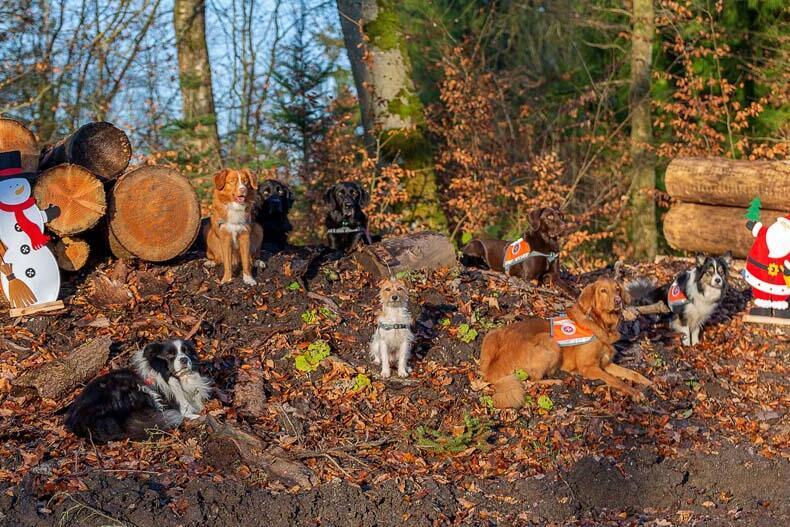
528, 208, 543, 232
695, 253, 707, 266
213, 169, 229, 190
242, 169, 258, 190
355, 183, 370, 207
577, 283, 596, 316
323, 185, 336, 205
721, 251, 733, 266
142, 342, 170, 378
182, 339, 198, 361
283, 182, 295, 206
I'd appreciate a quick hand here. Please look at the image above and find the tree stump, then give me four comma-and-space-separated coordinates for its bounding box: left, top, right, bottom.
0, 118, 38, 172
664, 203, 789, 258
666, 158, 790, 210
108, 165, 201, 262
52, 237, 90, 272
34, 164, 106, 235
39, 122, 131, 180
353, 231, 457, 278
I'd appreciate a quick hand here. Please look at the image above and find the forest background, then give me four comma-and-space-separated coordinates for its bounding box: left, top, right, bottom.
1, 0, 787, 270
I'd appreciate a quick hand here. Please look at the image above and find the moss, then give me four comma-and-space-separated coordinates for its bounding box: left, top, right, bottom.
364, 2, 402, 51
387, 88, 424, 122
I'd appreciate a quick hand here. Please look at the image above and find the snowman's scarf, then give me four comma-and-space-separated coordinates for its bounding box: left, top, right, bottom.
0, 197, 50, 250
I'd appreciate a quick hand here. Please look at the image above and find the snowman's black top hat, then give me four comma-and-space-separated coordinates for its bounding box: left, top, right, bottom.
0, 150, 34, 179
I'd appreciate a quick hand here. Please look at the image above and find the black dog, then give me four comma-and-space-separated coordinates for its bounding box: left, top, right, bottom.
255, 179, 295, 250
324, 181, 371, 252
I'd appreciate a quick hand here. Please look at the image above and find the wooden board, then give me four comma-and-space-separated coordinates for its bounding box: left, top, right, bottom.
742, 314, 790, 326
9, 299, 65, 318
663, 203, 790, 258
665, 157, 790, 210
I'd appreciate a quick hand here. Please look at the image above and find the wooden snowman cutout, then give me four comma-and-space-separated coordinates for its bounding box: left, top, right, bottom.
0, 151, 62, 315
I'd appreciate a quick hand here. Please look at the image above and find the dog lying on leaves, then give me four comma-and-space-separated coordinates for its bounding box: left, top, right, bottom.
324, 181, 371, 253
480, 279, 651, 408
206, 168, 263, 285
462, 207, 575, 295
65, 340, 211, 443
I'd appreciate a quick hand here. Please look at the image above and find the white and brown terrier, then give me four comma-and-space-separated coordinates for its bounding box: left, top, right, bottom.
369, 277, 414, 378
205, 168, 263, 285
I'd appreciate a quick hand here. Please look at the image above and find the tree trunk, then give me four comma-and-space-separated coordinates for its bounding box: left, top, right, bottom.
173, 0, 221, 162
38, 122, 131, 180
52, 236, 90, 272
0, 118, 39, 172
336, 0, 445, 230
353, 231, 457, 277
108, 165, 201, 262
665, 158, 790, 209
34, 164, 107, 235
663, 203, 789, 258
628, 0, 657, 259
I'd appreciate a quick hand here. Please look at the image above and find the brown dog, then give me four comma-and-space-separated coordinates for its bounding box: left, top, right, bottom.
205, 168, 263, 285
461, 207, 574, 295
480, 278, 651, 408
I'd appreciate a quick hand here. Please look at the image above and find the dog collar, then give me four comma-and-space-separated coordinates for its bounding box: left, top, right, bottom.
378, 323, 410, 330
327, 226, 363, 234
502, 238, 558, 271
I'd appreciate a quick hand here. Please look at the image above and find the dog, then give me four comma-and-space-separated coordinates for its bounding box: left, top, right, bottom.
255, 179, 294, 250
369, 277, 414, 378
324, 181, 371, 253
461, 207, 575, 295
627, 253, 731, 346
480, 278, 651, 408
205, 168, 263, 285
65, 339, 211, 443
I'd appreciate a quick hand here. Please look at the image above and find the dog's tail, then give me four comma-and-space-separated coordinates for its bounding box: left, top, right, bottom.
491, 375, 524, 409
124, 409, 184, 440
623, 277, 661, 306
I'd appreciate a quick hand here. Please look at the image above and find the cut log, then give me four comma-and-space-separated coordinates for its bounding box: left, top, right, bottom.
52, 236, 90, 272
0, 118, 38, 172
353, 231, 457, 278
38, 121, 131, 180
663, 203, 789, 258
665, 158, 790, 210
107, 226, 136, 260
12, 337, 111, 400
34, 164, 106, 235
108, 165, 201, 262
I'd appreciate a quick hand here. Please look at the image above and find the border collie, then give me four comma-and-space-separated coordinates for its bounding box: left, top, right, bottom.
627, 253, 731, 346
65, 339, 211, 443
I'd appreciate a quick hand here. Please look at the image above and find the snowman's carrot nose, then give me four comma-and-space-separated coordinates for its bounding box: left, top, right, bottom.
14, 185, 24, 195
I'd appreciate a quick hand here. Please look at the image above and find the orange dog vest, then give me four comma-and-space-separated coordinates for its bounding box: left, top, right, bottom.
549, 315, 596, 347
667, 281, 689, 312
502, 238, 558, 271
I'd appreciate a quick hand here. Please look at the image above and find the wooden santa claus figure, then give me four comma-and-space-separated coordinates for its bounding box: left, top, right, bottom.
744, 212, 790, 320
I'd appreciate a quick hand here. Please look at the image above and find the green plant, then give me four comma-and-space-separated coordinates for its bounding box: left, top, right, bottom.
514, 369, 529, 381
351, 373, 371, 392
650, 353, 666, 368
301, 309, 318, 324
413, 414, 491, 454
293, 340, 331, 372
537, 395, 553, 411
457, 323, 478, 343
286, 281, 301, 292
319, 306, 337, 320
479, 395, 494, 410
439, 317, 451, 327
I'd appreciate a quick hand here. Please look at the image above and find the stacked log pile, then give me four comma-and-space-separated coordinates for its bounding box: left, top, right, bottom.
0, 119, 200, 270
663, 157, 790, 258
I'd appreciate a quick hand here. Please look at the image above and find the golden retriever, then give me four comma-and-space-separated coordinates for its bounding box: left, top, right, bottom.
480, 278, 651, 408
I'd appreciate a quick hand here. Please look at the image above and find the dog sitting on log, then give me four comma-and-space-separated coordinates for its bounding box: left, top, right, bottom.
255, 179, 294, 251
461, 207, 574, 295
324, 181, 371, 253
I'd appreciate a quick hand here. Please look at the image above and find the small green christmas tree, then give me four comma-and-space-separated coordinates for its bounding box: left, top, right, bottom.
745, 197, 762, 221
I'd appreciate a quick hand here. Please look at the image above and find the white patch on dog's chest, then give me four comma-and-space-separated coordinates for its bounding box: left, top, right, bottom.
221, 202, 249, 243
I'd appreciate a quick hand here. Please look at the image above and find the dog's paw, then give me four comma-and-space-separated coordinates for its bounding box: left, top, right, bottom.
372, 356, 381, 365
219, 276, 233, 285
397, 369, 409, 378
381, 368, 391, 379
203, 260, 218, 268
243, 275, 257, 286
255, 260, 266, 269
184, 413, 201, 420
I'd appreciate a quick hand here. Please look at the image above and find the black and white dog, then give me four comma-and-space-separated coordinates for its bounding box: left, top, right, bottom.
628, 253, 732, 346
65, 339, 211, 443
324, 181, 371, 253
255, 179, 295, 250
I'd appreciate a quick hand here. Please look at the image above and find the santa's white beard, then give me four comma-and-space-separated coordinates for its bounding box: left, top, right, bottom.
766, 221, 790, 258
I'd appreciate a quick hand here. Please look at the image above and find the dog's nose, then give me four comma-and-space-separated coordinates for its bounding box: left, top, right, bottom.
180, 357, 189, 366
391, 294, 399, 302
714, 277, 722, 285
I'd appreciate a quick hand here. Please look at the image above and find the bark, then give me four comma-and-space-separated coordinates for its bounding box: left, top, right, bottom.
34, 164, 107, 235
336, 0, 445, 229
353, 231, 457, 277
665, 158, 790, 210
108, 165, 201, 262
628, 0, 657, 259
38, 122, 132, 180
173, 0, 221, 161
663, 203, 789, 258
